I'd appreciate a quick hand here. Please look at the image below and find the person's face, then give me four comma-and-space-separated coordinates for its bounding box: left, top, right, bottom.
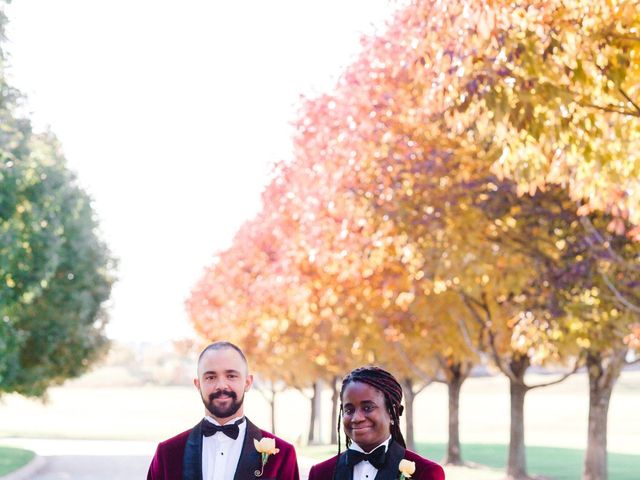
342, 381, 391, 452
193, 347, 253, 424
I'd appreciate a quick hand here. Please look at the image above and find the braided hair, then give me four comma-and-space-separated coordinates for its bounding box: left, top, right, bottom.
336, 366, 406, 460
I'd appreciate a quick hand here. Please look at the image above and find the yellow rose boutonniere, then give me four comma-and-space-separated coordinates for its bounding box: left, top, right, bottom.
253, 437, 280, 477
399, 459, 416, 479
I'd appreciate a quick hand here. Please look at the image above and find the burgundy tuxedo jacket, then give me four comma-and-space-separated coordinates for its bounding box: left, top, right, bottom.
307, 441, 445, 480
147, 418, 300, 480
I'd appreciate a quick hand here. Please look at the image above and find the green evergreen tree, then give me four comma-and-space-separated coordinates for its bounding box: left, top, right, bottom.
0, 1, 115, 397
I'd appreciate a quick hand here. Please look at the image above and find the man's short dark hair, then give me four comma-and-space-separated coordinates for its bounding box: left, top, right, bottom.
197, 341, 248, 369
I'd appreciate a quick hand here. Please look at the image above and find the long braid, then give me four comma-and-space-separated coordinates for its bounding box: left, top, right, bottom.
337, 404, 343, 456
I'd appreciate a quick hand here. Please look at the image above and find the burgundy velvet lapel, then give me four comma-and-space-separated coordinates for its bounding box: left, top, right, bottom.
233, 419, 263, 480
182, 422, 203, 480
374, 441, 406, 480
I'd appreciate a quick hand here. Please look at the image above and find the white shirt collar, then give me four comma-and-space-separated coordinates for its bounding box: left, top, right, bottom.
204, 415, 244, 426
349, 435, 392, 453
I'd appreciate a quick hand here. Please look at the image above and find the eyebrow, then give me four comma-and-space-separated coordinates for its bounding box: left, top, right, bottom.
344, 400, 377, 406
202, 369, 241, 375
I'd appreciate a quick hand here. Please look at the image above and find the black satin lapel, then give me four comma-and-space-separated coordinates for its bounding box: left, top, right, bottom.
333, 452, 352, 480
374, 441, 406, 480
233, 419, 263, 480
182, 423, 204, 480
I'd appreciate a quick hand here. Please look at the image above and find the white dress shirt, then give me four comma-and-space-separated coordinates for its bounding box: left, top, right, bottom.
202, 415, 246, 480
349, 436, 392, 480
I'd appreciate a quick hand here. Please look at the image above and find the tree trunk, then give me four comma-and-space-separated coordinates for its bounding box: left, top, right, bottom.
402, 378, 416, 451
308, 380, 323, 444
330, 376, 339, 445
308, 383, 316, 444
256, 381, 277, 435
270, 389, 277, 435
442, 360, 471, 466
583, 348, 626, 480
507, 356, 531, 480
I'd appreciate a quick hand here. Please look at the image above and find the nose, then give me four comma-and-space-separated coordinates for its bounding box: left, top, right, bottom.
212, 378, 229, 392
351, 408, 365, 422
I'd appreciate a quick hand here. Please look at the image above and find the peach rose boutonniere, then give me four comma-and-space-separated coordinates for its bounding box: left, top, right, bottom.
253, 437, 280, 477
398, 459, 416, 479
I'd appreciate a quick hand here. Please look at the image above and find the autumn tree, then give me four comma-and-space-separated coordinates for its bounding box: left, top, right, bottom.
190, 3, 639, 479
411, 2, 640, 478
188, 161, 364, 442
325, 1, 640, 478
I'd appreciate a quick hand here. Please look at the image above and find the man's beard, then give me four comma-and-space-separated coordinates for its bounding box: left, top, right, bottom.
202, 389, 244, 419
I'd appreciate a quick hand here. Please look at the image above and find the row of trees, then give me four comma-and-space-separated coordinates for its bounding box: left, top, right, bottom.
0, 2, 115, 398
188, 2, 639, 480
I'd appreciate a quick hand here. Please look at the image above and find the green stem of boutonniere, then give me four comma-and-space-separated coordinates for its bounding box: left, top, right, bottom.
254, 452, 269, 477
399, 475, 407, 480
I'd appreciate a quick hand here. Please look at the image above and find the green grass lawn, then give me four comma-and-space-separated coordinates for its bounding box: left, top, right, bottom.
415, 442, 640, 480
300, 443, 640, 480
0, 446, 35, 476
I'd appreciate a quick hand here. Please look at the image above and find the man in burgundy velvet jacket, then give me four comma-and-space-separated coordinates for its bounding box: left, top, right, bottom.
147, 342, 299, 480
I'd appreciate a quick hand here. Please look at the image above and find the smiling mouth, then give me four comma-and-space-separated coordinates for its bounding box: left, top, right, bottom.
350, 425, 372, 431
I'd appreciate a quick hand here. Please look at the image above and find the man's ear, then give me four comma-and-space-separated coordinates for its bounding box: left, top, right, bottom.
194, 377, 200, 391
245, 373, 254, 392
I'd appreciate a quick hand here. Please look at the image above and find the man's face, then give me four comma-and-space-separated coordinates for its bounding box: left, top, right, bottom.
194, 347, 253, 423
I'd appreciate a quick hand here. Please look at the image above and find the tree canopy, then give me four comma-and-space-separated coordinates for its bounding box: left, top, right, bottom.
0, 6, 115, 397
189, 1, 639, 478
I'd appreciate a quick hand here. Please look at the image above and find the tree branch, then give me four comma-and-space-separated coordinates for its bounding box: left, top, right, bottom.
600, 271, 640, 314
527, 357, 582, 390
390, 339, 438, 386
579, 215, 640, 272
607, 34, 640, 43
413, 378, 431, 396
577, 214, 640, 313
459, 291, 522, 384
576, 101, 640, 117
458, 291, 488, 327
618, 87, 640, 116
455, 315, 484, 357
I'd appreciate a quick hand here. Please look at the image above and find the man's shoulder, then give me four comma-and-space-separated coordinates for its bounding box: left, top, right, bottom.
156, 428, 193, 451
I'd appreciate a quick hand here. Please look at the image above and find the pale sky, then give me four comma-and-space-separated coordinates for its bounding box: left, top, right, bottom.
4, 1, 398, 342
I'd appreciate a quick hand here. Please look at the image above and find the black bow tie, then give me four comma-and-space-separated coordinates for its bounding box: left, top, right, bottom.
346, 444, 386, 469
201, 417, 245, 440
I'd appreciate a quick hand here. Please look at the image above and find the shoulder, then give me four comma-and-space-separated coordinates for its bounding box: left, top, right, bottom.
403, 450, 445, 480
155, 428, 192, 454
309, 454, 339, 476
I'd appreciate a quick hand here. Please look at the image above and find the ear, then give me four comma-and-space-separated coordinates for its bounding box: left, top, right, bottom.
193, 377, 200, 391
244, 373, 254, 392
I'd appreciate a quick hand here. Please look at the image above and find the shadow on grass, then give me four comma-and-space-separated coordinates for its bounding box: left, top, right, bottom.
416, 442, 640, 480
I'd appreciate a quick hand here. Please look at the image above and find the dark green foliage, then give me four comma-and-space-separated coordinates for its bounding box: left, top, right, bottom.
0, 2, 115, 397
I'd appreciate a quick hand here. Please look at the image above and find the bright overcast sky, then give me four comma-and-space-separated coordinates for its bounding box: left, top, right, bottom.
4, 1, 399, 342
